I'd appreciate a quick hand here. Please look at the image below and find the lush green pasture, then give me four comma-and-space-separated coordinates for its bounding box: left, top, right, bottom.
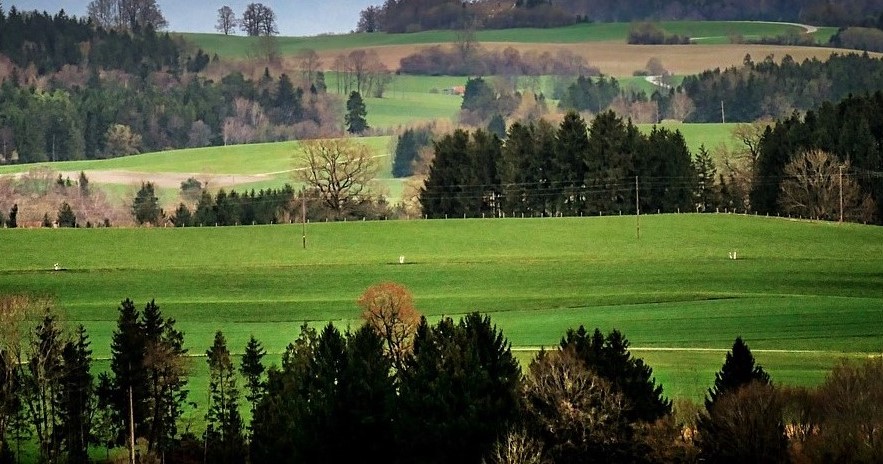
183, 21, 808, 58
366, 92, 461, 128
638, 122, 739, 153
0, 137, 392, 176
1, 214, 881, 404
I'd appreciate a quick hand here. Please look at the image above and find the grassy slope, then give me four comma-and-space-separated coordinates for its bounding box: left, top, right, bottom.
0, 137, 392, 176
1, 214, 881, 402
184, 21, 811, 58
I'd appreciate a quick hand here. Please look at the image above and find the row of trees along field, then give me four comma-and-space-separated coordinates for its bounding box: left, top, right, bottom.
419, 111, 702, 219
1, 290, 881, 464
358, 0, 883, 33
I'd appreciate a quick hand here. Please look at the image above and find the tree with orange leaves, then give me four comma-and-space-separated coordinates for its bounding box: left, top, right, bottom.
357, 282, 421, 373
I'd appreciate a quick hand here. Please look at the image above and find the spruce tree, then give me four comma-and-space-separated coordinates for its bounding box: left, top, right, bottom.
338, 325, 395, 462
392, 129, 418, 178
78, 171, 89, 196
171, 203, 192, 227
705, 336, 771, 411
487, 113, 506, 139
104, 299, 148, 444
59, 325, 93, 464
250, 324, 317, 463
141, 300, 188, 455
205, 331, 247, 464
345, 91, 368, 134
464, 129, 502, 217
693, 144, 717, 211
239, 335, 266, 421
132, 182, 163, 225
398, 313, 521, 464
561, 326, 671, 422
57, 201, 77, 227
554, 111, 590, 215
420, 129, 470, 218
24, 313, 67, 462
5, 204, 16, 228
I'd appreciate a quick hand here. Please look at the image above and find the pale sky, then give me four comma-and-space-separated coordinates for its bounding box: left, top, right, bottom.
6, 0, 378, 36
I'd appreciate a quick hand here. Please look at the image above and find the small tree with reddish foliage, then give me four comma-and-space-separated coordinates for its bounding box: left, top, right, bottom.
357, 282, 420, 373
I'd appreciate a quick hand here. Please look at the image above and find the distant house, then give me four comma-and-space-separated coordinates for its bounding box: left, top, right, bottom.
443, 85, 466, 96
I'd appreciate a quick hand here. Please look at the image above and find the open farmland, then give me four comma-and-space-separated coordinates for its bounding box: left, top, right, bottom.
184, 21, 823, 56
1, 214, 881, 404
0, 123, 737, 208
0, 136, 406, 206
186, 21, 862, 77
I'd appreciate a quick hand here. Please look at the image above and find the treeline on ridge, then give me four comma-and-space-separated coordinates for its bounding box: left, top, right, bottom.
2, 291, 881, 464
0, 6, 186, 76
359, 0, 883, 33
680, 53, 883, 122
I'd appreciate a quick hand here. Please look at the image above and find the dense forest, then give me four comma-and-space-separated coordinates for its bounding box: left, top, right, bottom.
0, 68, 337, 164
0, 6, 181, 76
0, 6, 344, 164
415, 97, 882, 224
751, 92, 883, 222
1, 293, 880, 464
680, 53, 883, 123
359, 0, 883, 33
419, 111, 699, 218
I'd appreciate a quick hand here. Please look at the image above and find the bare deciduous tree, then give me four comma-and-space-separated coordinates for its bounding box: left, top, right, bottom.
297, 138, 379, 215
780, 149, 875, 222
522, 348, 631, 462
669, 92, 695, 121
357, 282, 421, 373
87, 0, 119, 29
485, 428, 544, 464
696, 382, 789, 463
241, 3, 277, 37
215, 6, 237, 35
731, 119, 772, 169
296, 49, 322, 87
90, 0, 167, 31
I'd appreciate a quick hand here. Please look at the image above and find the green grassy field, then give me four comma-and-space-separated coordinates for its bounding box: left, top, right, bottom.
184, 21, 811, 58
1, 214, 881, 406
0, 123, 738, 208
0, 137, 392, 176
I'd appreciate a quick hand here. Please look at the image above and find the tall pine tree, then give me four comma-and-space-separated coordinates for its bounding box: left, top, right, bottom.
59, 325, 94, 464
205, 331, 247, 464
239, 335, 266, 423
705, 336, 771, 411
345, 91, 368, 134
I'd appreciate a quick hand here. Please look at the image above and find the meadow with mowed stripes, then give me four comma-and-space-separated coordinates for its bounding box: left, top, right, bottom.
2, 213, 880, 402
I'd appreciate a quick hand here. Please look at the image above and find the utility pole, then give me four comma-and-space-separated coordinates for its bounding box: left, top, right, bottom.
635, 175, 640, 240
839, 164, 844, 223
301, 190, 307, 249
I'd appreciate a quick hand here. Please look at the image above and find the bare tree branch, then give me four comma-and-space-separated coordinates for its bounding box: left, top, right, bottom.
297, 139, 379, 216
